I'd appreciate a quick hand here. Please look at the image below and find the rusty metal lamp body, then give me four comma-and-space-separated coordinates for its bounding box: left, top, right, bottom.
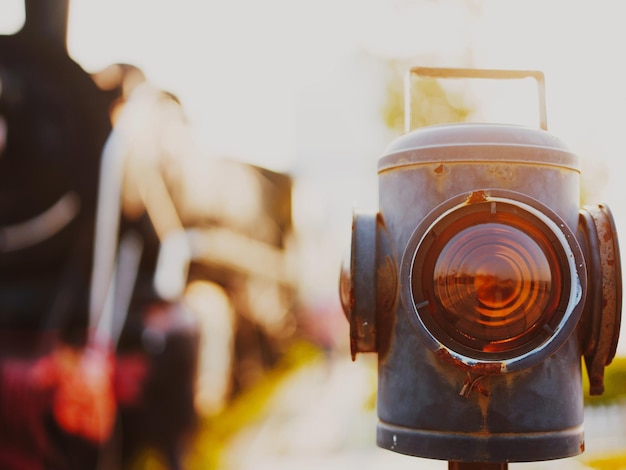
340, 68, 622, 465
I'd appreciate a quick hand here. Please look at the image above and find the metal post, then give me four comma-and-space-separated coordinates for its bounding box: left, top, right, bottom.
449, 462, 508, 470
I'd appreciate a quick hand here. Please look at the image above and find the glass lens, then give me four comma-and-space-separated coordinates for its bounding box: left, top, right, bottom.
418, 212, 563, 354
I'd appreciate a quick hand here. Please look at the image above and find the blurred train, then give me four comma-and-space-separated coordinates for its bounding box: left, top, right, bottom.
0, 1, 297, 469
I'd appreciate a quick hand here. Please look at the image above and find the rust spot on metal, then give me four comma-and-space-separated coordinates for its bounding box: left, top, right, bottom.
435, 348, 504, 375
466, 190, 488, 205
459, 373, 490, 398
434, 164, 444, 174
436, 348, 462, 368
581, 204, 622, 395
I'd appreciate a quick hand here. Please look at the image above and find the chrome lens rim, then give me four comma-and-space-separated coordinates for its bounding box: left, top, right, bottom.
400, 189, 586, 374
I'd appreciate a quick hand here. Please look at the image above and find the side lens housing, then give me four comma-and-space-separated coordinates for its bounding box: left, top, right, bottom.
401, 190, 586, 373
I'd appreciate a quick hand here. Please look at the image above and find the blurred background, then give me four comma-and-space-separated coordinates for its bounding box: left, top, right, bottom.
1, 0, 626, 469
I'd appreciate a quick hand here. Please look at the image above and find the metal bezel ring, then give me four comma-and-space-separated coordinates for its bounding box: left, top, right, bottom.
399, 189, 587, 374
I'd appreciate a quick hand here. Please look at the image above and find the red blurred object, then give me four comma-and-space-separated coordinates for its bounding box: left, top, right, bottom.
33, 344, 116, 444
114, 352, 149, 406
0, 356, 53, 470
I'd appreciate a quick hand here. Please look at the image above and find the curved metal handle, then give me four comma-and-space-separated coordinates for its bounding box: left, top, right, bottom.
404, 67, 548, 133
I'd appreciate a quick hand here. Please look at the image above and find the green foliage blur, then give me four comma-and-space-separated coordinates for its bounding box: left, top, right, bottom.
584, 453, 626, 470
183, 341, 323, 470
584, 356, 626, 407
381, 60, 474, 134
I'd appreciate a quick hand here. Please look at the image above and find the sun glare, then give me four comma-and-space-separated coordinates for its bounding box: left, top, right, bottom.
0, 0, 24, 35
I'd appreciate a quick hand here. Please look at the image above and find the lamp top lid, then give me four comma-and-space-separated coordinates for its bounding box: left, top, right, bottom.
378, 123, 580, 173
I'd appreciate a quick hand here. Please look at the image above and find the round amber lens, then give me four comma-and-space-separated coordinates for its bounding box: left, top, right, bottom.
433, 223, 557, 351
414, 209, 564, 355
405, 192, 584, 368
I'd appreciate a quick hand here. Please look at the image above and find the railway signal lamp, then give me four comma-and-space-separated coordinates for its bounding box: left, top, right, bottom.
340, 68, 622, 465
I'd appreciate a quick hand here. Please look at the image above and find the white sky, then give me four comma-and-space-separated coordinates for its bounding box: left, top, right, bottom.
2, 0, 626, 352
61, 1, 626, 198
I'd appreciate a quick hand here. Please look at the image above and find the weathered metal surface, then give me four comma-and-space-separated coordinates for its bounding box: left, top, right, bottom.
374, 122, 588, 462
379, 122, 580, 174
342, 212, 399, 360
578, 204, 623, 395
374, 216, 398, 361
399, 188, 586, 375
344, 212, 377, 359
344, 67, 622, 464
449, 462, 508, 470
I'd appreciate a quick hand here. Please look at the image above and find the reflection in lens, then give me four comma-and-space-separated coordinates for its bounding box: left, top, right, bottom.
417, 212, 564, 354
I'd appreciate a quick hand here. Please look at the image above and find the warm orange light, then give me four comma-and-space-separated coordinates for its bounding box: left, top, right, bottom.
412, 202, 567, 357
